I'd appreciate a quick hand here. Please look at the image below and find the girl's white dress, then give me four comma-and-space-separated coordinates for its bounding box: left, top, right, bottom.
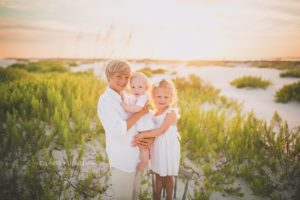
150, 108, 181, 176
134, 94, 155, 132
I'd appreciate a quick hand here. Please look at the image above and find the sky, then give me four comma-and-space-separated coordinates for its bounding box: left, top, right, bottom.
0, 0, 300, 60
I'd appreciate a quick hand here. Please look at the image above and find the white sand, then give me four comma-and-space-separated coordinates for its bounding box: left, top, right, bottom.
51, 139, 112, 199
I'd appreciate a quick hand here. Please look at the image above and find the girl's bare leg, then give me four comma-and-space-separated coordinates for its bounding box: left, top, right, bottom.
165, 176, 174, 200
155, 174, 163, 200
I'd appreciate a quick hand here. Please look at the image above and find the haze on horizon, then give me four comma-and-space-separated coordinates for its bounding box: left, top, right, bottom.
0, 0, 300, 60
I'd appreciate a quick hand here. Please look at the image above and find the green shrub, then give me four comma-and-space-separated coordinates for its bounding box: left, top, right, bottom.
280, 68, 300, 78
230, 76, 271, 89
8, 63, 27, 69
0, 71, 107, 199
275, 81, 300, 103
9, 60, 70, 73
67, 61, 79, 67
138, 67, 167, 77
177, 76, 299, 199
0, 68, 33, 83
256, 61, 300, 70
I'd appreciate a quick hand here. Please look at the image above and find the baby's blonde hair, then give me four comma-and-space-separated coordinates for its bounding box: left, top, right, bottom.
151, 79, 177, 107
130, 72, 149, 89
105, 59, 131, 81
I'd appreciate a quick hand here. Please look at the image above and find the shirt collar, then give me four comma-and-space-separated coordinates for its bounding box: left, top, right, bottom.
106, 87, 122, 102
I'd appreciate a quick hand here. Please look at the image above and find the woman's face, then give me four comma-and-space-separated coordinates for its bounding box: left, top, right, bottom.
152, 87, 172, 110
108, 73, 130, 93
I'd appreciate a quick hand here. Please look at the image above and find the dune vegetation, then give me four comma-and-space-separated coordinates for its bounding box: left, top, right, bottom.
0, 61, 299, 199
230, 76, 271, 89
0, 67, 33, 83
275, 81, 300, 103
175, 75, 299, 199
254, 61, 300, 70
280, 68, 300, 78
138, 66, 167, 77
9, 60, 70, 73
0, 64, 108, 199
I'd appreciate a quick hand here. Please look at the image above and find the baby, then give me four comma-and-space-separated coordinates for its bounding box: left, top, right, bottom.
121, 72, 155, 171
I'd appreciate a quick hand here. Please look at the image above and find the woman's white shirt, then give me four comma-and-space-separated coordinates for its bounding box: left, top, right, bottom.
97, 87, 139, 172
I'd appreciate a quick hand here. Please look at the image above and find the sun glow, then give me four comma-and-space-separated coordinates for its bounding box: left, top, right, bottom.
0, 0, 299, 60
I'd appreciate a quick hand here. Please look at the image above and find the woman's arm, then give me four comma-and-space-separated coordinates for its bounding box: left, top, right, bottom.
135, 111, 176, 140
121, 101, 143, 113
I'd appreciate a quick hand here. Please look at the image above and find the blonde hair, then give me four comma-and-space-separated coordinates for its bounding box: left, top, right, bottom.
105, 59, 131, 81
130, 72, 149, 89
152, 79, 177, 107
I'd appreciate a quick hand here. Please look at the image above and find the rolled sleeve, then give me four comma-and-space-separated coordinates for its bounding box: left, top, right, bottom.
98, 98, 127, 137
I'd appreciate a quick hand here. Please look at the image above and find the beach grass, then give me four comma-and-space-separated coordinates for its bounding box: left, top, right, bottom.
275, 81, 300, 103
9, 60, 70, 73
280, 68, 300, 78
0, 67, 33, 82
0, 66, 108, 199
255, 61, 300, 70
177, 76, 299, 199
230, 76, 271, 89
138, 66, 167, 77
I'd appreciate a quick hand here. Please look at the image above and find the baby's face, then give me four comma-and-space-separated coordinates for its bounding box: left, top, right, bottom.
130, 77, 147, 97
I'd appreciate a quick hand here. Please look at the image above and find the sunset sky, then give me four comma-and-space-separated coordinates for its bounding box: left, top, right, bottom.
0, 0, 300, 60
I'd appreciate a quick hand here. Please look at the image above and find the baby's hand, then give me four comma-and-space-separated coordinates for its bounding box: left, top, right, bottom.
120, 101, 128, 108
120, 91, 125, 100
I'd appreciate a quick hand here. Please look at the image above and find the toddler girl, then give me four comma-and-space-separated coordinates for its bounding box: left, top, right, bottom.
121, 72, 155, 171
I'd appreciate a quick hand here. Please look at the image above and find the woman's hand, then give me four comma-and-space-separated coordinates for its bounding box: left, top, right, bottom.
132, 133, 155, 148
132, 133, 145, 146
139, 137, 155, 149
139, 105, 149, 116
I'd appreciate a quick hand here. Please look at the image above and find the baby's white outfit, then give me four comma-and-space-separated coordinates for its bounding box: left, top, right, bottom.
134, 94, 155, 132
150, 107, 181, 176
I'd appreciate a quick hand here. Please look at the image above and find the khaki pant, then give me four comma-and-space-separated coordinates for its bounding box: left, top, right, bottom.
111, 167, 141, 200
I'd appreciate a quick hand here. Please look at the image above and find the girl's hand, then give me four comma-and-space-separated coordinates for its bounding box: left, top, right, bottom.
132, 133, 145, 146
135, 133, 145, 140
